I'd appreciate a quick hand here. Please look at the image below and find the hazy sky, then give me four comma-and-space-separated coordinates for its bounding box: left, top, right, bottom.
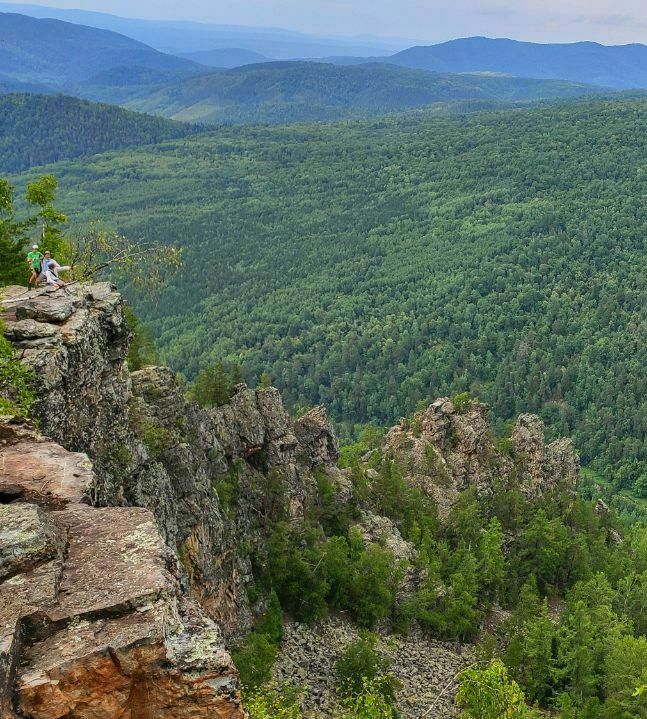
10, 0, 647, 44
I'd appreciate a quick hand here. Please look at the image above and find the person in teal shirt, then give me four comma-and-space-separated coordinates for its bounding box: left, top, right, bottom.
26, 244, 43, 288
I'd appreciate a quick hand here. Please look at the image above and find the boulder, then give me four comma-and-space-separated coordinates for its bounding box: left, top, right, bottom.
15, 295, 79, 324
2, 320, 58, 342
294, 405, 340, 467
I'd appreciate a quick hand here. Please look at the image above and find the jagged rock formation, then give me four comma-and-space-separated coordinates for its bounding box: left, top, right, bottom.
0, 423, 242, 719
382, 396, 579, 515
3, 284, 337, 642
0, 284, 581, 718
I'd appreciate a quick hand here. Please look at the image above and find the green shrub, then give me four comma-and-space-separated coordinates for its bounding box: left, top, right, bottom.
264, 521, 329, 623
492, 435, 514, 458
311, 468, 353, 535
245, 683, 303, 718
372, 460, 438, 545
189, 361, 243, 408
335, 633, 396, 699
345, 539, 404, 629
455, 660, 540, 719
233, 591, 284, 691
233, 632, 278, 691
213, 460, 243, 516
125, 305, 157, 370
255, 590, 283, 644
337, 677, 400, 719
451, 392, 472, 414
139, 420, 172, 458
0, 323, 34, 417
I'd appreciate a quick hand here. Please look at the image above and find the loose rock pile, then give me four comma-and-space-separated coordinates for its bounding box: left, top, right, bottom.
273, 616, 470, 719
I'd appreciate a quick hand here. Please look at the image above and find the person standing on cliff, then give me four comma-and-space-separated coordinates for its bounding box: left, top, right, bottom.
26, 244, 44, 288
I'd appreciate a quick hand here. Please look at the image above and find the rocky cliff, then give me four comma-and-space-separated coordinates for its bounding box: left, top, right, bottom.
0, 283, 340, 717
0, 283, 580, 718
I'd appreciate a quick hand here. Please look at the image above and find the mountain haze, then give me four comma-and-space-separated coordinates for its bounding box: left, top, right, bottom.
0, 12, 201, 86
178, 48, 272, 68
0, 2, 407, 57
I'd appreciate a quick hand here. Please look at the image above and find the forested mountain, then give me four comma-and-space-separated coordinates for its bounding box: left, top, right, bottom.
0, 94, 200, 172
69, 66, 209, 106
17, 96, 647, 483
386, 37, 647, 89
0, 3, 405, 57
178, 48, 272, 68
121, 61, 600, 124
0, 12, 201, 86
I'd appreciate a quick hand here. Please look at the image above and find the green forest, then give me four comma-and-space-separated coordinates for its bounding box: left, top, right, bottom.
120, 62, 600, 125
12, 96, 647, 486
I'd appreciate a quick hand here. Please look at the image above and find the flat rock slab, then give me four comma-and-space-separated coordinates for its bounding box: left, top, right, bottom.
0, 441, 94, 509
15, 294, 80, 324
83, 283, 117, 303
50, 506, 172, 621
18, 602, 168, 719
0, 558, 63, 704
3, 319, 59, 341
0, 504, 64, 581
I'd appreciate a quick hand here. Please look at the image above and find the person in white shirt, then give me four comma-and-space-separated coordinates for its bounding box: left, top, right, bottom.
45, 261, 65, 288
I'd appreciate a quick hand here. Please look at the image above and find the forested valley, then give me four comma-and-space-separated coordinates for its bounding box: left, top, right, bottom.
12, 96, 647, 495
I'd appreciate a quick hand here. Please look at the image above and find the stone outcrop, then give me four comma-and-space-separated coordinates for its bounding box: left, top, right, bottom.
511, 414, 580, 492
1, 284, 339, 643
2, 283, 132, 505
294, 406, 340, 468
0, 428, 243, 719
382, 396, 579, 515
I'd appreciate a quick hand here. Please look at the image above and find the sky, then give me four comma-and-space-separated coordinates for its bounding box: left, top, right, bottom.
8, 0, 647, 44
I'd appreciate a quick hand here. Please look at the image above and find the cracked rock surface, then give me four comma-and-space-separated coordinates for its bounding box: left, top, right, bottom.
0, 429, 243, 719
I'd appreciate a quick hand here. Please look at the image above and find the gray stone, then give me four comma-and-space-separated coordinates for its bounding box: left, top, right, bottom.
3, 319, 58, 341
15, 294, 79, 323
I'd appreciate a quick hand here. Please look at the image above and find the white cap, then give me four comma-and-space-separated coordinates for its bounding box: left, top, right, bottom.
32, 244, 38, 249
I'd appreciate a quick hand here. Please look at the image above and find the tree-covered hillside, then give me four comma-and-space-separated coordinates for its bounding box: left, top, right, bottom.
14, 97, 647, 479
0, 94, 200, 171
122, 61, 601, 124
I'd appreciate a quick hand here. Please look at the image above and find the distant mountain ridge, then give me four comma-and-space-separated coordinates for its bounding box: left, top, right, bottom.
0, 12, 202, 86
0, 2, 408, 57
382, 37, 647, 89
178, 48, 272, 68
